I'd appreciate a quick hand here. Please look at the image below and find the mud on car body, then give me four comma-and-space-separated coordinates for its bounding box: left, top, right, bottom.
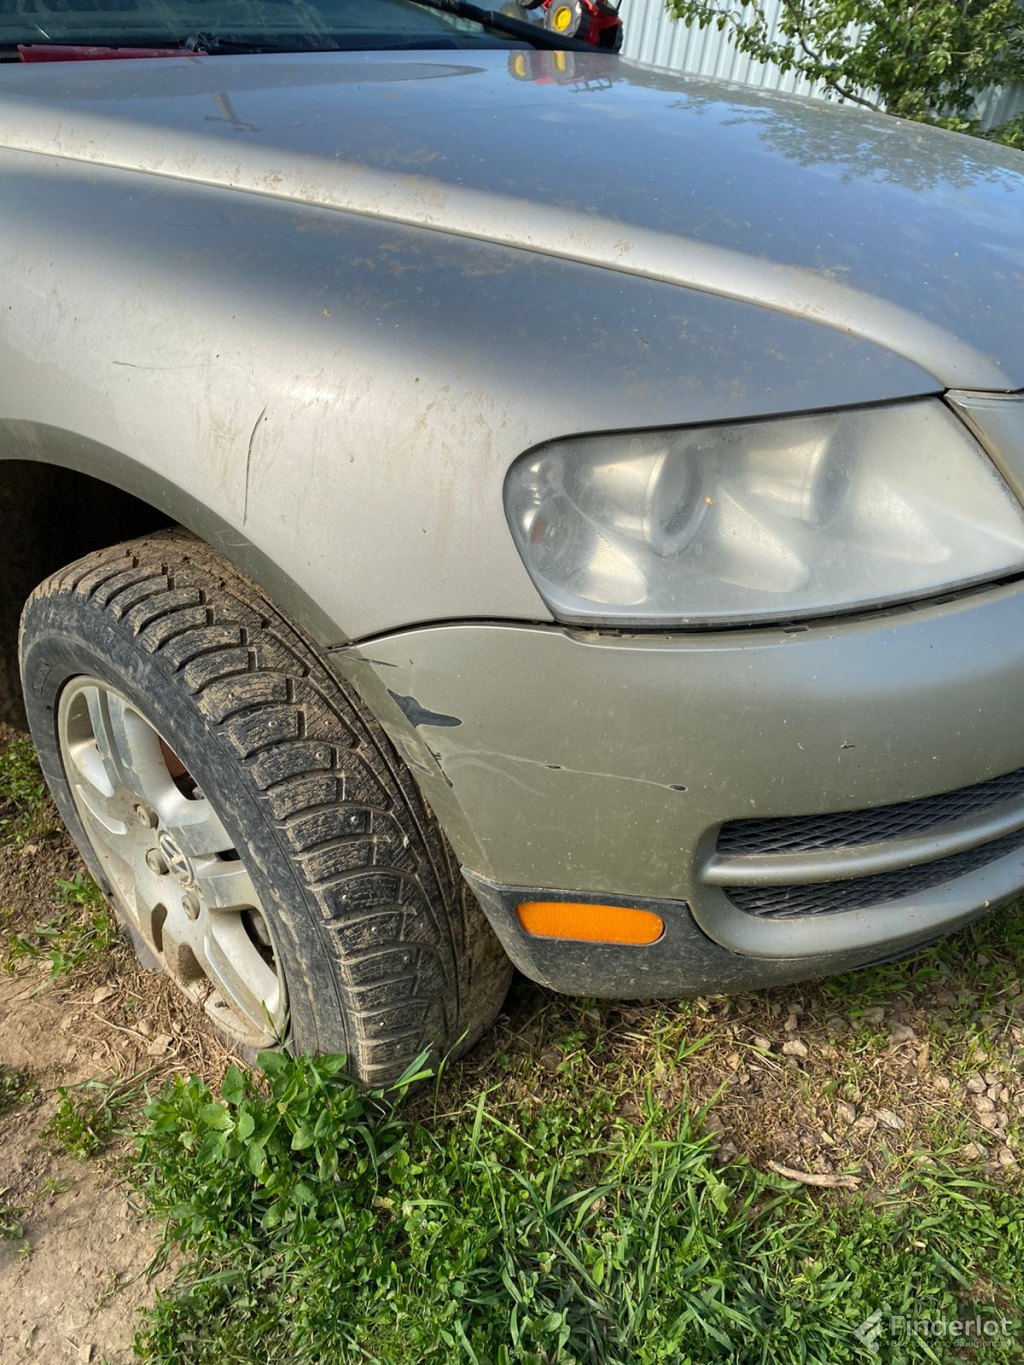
2, 1, 1024, 1081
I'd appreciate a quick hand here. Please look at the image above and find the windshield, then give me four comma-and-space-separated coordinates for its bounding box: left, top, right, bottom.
1, 0, 536, 51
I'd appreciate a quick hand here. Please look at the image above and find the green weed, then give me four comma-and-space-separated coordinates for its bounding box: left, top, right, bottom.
0, 1063, 36, 1116
131, 1051, 1023, 1364
0, 734, 54, 845
0, 1188, 26, 1243
44, 1075, 144, 1160
4, 873, 115, 978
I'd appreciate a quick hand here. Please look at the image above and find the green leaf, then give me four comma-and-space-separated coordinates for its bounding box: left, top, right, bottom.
246, 1140, 267, 1177
255, 1050, 290, 1076
199, 1103, 234, 1132
220, 1066, 246, 1107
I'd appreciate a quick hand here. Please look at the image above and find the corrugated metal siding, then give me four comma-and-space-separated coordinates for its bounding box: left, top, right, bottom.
619, 0, 1024, 132
972, 84, 1024, 131
620, 0, 834, 100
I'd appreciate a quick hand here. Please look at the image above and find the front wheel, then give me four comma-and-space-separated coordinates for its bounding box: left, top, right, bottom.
19, 531, 512, 1083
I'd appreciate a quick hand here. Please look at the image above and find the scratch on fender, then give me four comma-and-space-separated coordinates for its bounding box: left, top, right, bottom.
242, 404, 268, 526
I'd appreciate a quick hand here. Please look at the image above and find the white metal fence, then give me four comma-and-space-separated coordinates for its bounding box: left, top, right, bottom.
973, 82, 1024, 131
619, 0, 1024, 132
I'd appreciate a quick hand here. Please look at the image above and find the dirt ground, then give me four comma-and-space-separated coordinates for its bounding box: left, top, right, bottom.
0, 824, 234, 1365
1, 971, 159, 1364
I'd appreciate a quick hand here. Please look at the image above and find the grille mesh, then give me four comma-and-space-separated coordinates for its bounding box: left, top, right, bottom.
726, 830, 1024, 919
718, 766, 1024, 857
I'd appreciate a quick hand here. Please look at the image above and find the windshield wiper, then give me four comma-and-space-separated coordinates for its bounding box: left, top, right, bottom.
400, 0, 594, 50
4, 10, 595, 63
5, 34, 343, 62
14, 43, 191, 62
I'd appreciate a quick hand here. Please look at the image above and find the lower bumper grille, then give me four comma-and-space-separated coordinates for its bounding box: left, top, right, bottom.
718, 764, 1024, 856
726, 829, 1024, 919
713, 766, 1024, 920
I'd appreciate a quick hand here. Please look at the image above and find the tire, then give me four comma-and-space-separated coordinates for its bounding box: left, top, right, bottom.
19, 530, 512, 1084
545, 0, 584, 35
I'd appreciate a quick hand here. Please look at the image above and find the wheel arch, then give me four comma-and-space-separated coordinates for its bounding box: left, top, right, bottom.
0, 422, 348, 725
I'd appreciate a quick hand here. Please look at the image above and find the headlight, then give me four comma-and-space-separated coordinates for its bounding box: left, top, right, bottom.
504, 400, 1024, 625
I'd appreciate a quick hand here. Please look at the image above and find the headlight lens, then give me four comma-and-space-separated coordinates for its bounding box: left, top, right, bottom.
504, 400, 1024, 625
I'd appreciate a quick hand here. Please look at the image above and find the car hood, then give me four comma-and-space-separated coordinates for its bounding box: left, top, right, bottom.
1, 48, 1023, 389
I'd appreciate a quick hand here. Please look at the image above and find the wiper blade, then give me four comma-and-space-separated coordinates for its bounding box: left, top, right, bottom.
8, 34, 340, 63
402, 0, 594, 50
184, 33, 349, 55
5, 12, 596, 63
15, 43, 193, 62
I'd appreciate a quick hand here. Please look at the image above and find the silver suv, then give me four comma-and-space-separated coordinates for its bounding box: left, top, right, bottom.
3, 2, 1024, 1082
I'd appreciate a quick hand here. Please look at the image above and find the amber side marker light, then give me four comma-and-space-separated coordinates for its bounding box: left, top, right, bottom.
516, 901, 664, 946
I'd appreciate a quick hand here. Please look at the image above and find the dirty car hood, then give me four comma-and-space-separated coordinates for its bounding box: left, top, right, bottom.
1, 49, 1023, 389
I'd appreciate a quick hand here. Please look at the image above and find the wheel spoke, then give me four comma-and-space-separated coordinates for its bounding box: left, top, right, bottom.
200, 860, 261, 911
81, 685, 126, 795
156, 900, 205, 984
163, 799, 234, 859
203, 913, 281, 1033
105, 691, 178, 808
72, 774, 128, 838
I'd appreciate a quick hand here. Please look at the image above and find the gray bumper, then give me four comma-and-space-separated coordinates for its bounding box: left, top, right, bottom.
332, 580, 1024, 994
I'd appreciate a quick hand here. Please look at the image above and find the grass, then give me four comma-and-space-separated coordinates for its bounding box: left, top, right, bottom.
123, 898, 1024, 1361
0, 1063, 35, 1252
3, 873, 116, 978
129, 1050, 1023, 1364
0, 733, 55, 845
0, 1177, 72, 1250
0, 729, 115, 977
0, 1063, 36, 1116
45, 1074, 150, 1161
0, 1188, 26, 1244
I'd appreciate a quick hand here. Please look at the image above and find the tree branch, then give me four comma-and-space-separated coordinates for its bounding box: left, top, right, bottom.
795, 32, 885, 111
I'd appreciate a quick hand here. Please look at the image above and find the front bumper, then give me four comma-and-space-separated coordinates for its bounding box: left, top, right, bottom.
333, 579, 1024, 995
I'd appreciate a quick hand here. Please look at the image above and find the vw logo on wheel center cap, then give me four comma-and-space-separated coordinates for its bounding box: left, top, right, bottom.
157, 831, 197, 891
